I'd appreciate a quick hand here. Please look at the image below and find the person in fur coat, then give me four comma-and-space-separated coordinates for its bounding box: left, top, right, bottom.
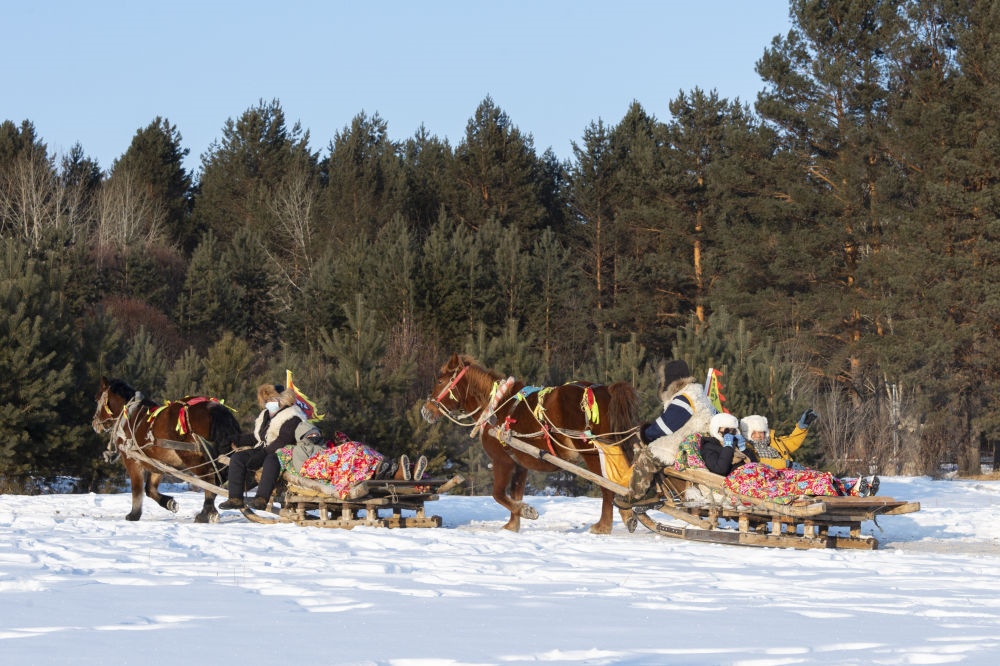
618, 359, 715, 505
219, 384, 310, 510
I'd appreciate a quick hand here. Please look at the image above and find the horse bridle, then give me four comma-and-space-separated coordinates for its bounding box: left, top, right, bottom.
427, 365, 482, 423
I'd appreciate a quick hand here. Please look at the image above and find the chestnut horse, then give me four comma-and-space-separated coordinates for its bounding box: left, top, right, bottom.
421, 353, 639, 534
92, 377, 243, 523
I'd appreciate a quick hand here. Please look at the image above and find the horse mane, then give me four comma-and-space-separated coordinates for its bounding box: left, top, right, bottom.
107, 378, 158, 409
446, 354, 505, 398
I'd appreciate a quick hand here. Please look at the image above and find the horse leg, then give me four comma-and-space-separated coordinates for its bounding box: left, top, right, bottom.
145, 471, 178, 513
509, 465, 538, 521
124, 459, 144, 521
195, 489, 220, 524
590, 487, 616, 535
489, 457, 522, 532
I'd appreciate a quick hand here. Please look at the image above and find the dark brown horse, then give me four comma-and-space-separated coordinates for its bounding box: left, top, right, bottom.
92, 377, 243, 523
421, 353, 639, 534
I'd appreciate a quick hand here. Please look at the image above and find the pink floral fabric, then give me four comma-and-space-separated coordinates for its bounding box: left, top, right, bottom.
672, 433, 855, 504
724, 463, 850, 503
277, 432, 384, 499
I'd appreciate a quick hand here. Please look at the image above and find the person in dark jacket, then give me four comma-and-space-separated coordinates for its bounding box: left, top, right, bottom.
699, 412, 754, 476
219, 384, 312, 510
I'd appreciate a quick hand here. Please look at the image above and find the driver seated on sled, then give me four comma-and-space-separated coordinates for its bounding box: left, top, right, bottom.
739, 410, 817, 470
220, 384, 311, 511
618, 359, 715, 505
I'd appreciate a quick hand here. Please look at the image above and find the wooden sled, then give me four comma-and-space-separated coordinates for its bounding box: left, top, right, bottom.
215, 452, 464, 528
255, 472, 465, 529
629, 465, 921, 550
492, 429, 920, 550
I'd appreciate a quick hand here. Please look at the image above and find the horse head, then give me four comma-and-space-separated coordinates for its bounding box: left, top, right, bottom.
421, 353, 497, 425
92, 376, 121, 433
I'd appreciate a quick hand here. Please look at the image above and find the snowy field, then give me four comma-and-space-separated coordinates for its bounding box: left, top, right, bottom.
2, 476, 1000, 666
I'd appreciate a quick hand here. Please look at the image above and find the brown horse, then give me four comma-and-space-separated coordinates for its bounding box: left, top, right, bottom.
421, 353, 639, 534
92, 377, 243, 523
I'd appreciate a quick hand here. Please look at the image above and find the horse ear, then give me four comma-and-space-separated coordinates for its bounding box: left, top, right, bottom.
100, 376, 109, 389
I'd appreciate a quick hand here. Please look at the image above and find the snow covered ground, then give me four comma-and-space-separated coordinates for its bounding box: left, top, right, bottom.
2, 476, 1000, 665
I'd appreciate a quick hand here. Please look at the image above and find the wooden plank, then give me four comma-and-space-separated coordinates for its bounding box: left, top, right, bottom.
488, 427, 629, 495
126, 447, 228, 497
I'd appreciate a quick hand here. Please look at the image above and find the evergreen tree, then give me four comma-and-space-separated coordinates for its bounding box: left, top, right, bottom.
315, 294, 417, 457
451, 97, 549, 237
174, 231, 236, 350
195, 99, 318, 246
111, 117, 194, 252
400, 125, 454, 235
316, 111, 405, 249
0, 242, 89, 479
755, 0, 907, 397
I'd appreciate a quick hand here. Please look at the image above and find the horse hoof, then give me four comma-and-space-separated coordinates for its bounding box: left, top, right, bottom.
519, 504, 538, 520
166, 498, 179, 513
589, 523, 613, 535
208, 512, 220, 524
125, 512, 141, 521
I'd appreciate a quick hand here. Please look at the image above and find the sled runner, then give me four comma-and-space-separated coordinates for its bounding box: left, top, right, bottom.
492, 427, 920, 550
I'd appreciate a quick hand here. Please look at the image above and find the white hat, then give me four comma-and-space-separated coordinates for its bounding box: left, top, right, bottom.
740, 415, 769, 441
709, 412, 739, 443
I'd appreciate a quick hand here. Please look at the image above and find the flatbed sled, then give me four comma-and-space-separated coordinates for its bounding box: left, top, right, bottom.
213, 453, 464, 528
269, 472, 465, 529
492, 428, 920, 550
629, 465, 920, 550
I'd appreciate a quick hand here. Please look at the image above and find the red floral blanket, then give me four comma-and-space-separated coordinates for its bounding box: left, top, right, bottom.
276, 433, 384, 499
673, 434, 857, 504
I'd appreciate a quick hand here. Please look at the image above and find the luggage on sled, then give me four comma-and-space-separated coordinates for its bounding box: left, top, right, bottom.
492, 428, 920, 550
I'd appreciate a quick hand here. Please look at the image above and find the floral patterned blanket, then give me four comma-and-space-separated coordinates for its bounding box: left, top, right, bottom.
276, 432, 384, 499
672, 433, 855, 504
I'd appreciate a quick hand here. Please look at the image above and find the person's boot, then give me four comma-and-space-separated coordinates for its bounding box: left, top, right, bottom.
219, 497, 244, 510
249, 496, 269, 511
615, 446, 659, 508
399, 455, 411, 480
413, 455, 428, 481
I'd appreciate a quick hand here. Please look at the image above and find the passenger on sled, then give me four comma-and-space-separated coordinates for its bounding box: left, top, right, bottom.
680, 413, 880, 500
220, 383, 310, 510
739, 410, 817, 470
219, 383, 430, 511
618, 358, 714, 505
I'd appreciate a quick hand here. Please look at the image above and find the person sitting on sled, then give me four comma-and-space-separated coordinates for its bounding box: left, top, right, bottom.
220, 383, 312, 510
219, 383, 431, 511
739, 410, 817, 470
619, 359, 715, 505
684, 413, 880, 499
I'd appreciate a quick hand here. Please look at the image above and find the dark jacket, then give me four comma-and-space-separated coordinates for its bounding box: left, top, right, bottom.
700, 437, 737, 476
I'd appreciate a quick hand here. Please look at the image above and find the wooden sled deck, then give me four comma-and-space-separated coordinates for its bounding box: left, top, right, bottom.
629, 465, 921, 550
268, 473, 465, 529
213, 452, 464, 528
492, 428, 920, 550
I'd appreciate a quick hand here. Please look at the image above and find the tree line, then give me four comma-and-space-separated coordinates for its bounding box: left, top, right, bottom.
2, 0, 998, 493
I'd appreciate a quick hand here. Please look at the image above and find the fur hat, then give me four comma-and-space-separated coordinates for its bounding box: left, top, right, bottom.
740, 415, 769, 441
709, 412, 740, 443
257, 383, 295, 409
662, 359, 691, 387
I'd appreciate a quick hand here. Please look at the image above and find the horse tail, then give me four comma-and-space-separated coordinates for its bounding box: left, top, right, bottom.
207, 404, 243, 456
607, 381, 640, 464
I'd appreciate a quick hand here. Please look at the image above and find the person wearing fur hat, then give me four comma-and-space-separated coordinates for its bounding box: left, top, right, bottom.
220, 384, 309, 510
618, 359, 715, 506
698, 412, 755, 476
739, 409, 817, 470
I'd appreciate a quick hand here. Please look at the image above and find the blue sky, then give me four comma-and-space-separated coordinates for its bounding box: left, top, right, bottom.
5, 1, 792, 173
